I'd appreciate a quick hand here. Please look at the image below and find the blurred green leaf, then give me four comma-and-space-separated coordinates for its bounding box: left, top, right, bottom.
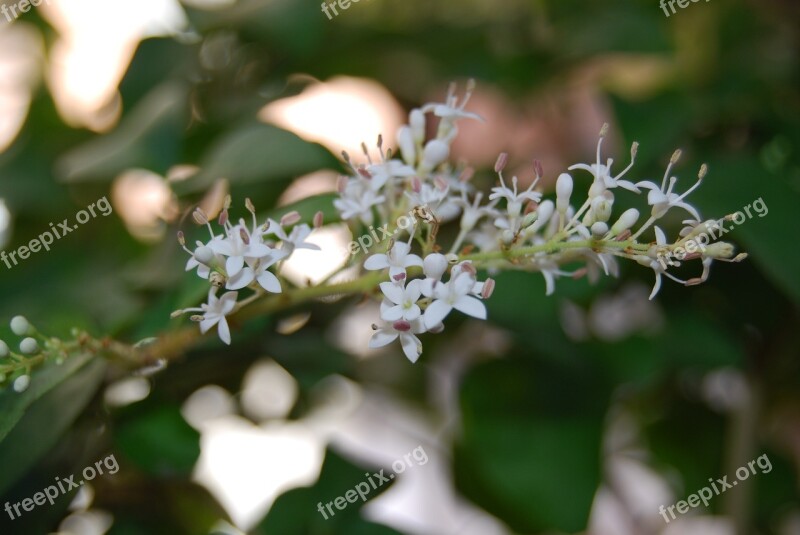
115, 404, 200, 477
0, 355, 106, 495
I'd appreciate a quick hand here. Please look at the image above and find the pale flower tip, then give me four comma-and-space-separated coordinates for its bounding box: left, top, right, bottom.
571, 268, 588, 280
533, 159, 544, 179
459, 166, 475, 183
445, 253, 459, 265
733, 253, 748, 262
177, 231, 185, 246
170, 310, 184, 319
280, 211, 301, 227
313, 211, 324, 229
698, 163, 708, 180
218, 208, 229, 226
245, 197, 255, 213
466, 77, 476, 91
482, 278, 496, 299
192, 208, 209, 225
376, 133, 383, 149
631, 142, 639, 158
685, 277, 704, 287
223, 194, 232, 210
494, 152, 509, 174
341, 150, 350, 163
599, 123, 610, 137
671, 149, 682, 164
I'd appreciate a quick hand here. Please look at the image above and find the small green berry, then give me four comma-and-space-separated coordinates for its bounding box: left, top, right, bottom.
0, 340, 9, 358
19, 337, 39, 355
13, 375, 30, 393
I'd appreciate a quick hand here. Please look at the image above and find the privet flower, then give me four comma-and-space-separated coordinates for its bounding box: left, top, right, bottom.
176, 82, 745, 361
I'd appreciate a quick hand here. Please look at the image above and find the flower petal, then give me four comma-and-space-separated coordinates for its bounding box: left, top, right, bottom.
364, 254, 389, 271
256, 270, 282, 293
217, 317, 232, 345
227, 267, 255, 290
226, 255, 245, 277
424, 300, 452, 329
453, 295, 487, 319
369, 329, 398, 348
379, 281, 405, 304
399, 333, 422, 363
381, 305, 404, 322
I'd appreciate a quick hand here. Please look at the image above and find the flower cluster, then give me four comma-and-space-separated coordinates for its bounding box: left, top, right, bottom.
173, 198, 320, 345
176, 81, 744, 361
365, 243, 494, 362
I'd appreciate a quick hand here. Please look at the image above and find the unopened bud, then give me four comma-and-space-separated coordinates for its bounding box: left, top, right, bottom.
704, 242, 735, 259
591, 221, 609, 237
590, 194, 613, 223
0, 340, 8, 357
421, 140, 450, 170
522, 211, 539, 229
610, 208, 640, 235
13, 375, 30, 393
194, 246, 216, 266
423, 253, 448, 279
409, 108, 426, 143
19, 337, 39, 355
10, 316, 31, 336
556, 173, 573, 212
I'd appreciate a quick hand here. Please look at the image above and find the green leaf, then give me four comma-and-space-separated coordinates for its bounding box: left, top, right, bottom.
456, 356, 609, 532
256, 448, 401, 535
115, 404, 200, 477
56, 83, 189, 182
185, 123, 340, 192
0, 355, 106, 495
0, 351, 100, 442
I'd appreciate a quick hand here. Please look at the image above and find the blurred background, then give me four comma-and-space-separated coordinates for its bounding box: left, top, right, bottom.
0, 0, 798, 533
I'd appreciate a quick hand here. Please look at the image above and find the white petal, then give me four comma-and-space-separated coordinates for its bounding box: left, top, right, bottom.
379, 282, 405, 304
405, 279, 423, 302
424, 300, 453, 329
381, 305, 404, 322
404, 254, 424, 268
226, 255, 245, 277
649, 273, 662, 300
200, 316, 219, 334
364, 254, 389, 270
210, 239, 235, 256
219, 292, 239, 315
654, 226, 667, 246
453, 295, 487, 319
256, 270, 282, 293
542, 270, 555, 296
369, 329, 398, 348
226, 267, 255, 290
404, 304, 421, 322
217, 318, 231, 345
399, 333, 422, 363
388, 266, 407, 279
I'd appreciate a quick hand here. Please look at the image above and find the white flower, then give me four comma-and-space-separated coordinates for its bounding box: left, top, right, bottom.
369, 318, 427, 363
380, 279, 423, 322
185, 238, 226, 279
364, 241, 424, 278
420, 80, 483, 124
636, 175, 702, 221
197, 289, 238, 345
367, 160, 415, 190
423, 271, 487, 329
226, 249, 288, 292
454, 191, 496, 232
636, 226, 689, 300
489, 175, 542, 219
334, 178, 386, 225
568, 136, 640, 195
265, 221, 321, 257
210, 224, 273, 278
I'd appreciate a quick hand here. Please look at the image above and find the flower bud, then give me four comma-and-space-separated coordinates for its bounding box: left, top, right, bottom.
521, 210, 539, 229
13, 375, 30, 393
20, 337, 39, 355
410, 109, 426, 143
397, 126, 416, 166
556, 173, 573, 213
194, 246, 215, 266
590, 193, 613, 223
704, 242, 735, 259
610, 208, 640, 236
423, 253, 448, 280
0, 340, 8, 357
528, 200, 554, 234
10, 316, 31, 336
421, 140, 449, 171
591, 221, 609, 237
